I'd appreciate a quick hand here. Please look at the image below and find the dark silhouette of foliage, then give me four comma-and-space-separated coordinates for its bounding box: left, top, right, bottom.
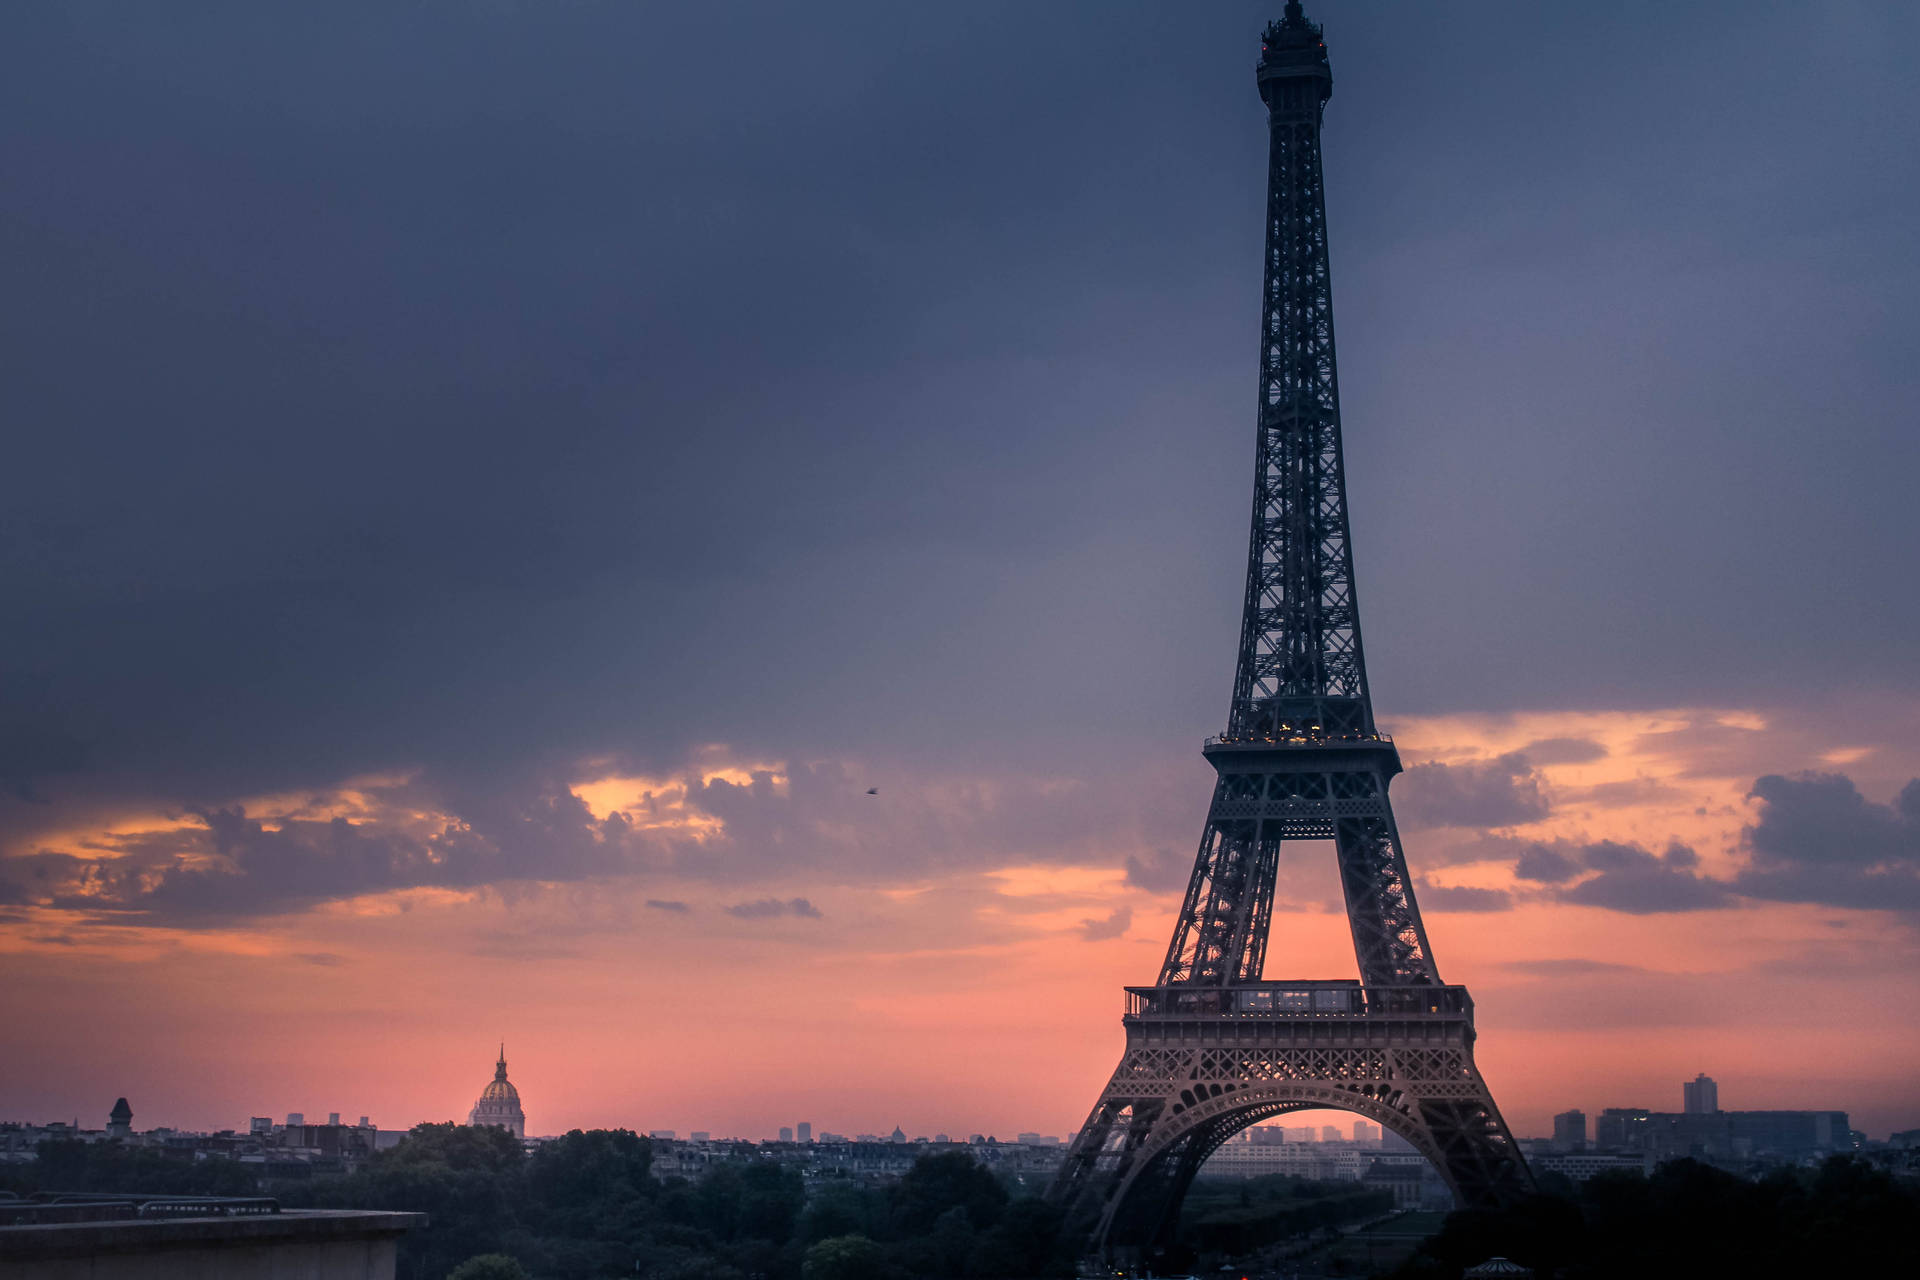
893, 1150, 1008, 1234
381, 1121, 523, 1174
1393, 1155, 1920, 1280
801, 1233, 888, 1280
27, 1140, 258, 1196
445, 1255, 530, 1280
1178, 1175, 1392, 1256
18, 1131, 1074, 1279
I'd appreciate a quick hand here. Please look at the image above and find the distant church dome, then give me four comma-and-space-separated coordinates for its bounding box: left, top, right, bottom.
468, 1045, 526, 1139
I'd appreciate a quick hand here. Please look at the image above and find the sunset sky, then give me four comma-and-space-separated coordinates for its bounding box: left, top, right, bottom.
4, 2, 1918, 1145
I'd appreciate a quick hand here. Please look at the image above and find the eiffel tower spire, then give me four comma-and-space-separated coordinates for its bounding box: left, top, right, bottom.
1051, 8, 1532, 1259
1160, 0, 1431, 994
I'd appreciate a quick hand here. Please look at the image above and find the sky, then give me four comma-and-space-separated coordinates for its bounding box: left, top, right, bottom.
3, 1, 1918, 1145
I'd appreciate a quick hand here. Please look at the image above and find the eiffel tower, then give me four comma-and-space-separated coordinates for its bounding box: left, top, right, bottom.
1051, 3, 1533, 1257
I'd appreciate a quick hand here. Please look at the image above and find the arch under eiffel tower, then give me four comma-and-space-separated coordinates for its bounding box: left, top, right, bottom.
1050, 3, 1534, 1258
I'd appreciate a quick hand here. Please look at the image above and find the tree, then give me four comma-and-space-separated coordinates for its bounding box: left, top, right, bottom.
29, 1140, 258, 1196
802, 1234, 888, 1280
970, 1196, 1071, 1278
445, 1255, 529, 1280
797, 1183, 882, 1246
384, 1122, 524, 1175
893, 1152, 1007, 1234
524, 1128, 652, 1210
734, 1161, 806, 1243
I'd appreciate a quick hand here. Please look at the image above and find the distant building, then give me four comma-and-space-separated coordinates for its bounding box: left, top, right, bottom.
1322, 1125, 1342, 1142
1352, 1121, 1380, 1145
1553, 1109, 1587, 1152
689, 1131, 711, 1142
1684, 1073, 1719, 1115
889, 1126, 906, 1144
1595, 1108, 1650, 1150
1361, 1159, 1450, 1210
1531, 1151, 1650, 1182
467, 1045, 526, 1140
1596, 1104, 1847, 1160
649, 1130, 677, 1140
286, 1113, 304, 1128
1203, 1140, 1364, 1181
797, 1121, 812, 1143
778, 1127, 794, 1142
106, 1099, 132, 1140
249, 1117, 273, 1136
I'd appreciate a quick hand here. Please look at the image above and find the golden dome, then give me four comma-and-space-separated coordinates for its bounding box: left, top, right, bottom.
468, 1045, 526, 1138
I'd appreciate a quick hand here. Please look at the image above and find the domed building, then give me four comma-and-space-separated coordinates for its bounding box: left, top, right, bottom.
468, 1045, 526, 1139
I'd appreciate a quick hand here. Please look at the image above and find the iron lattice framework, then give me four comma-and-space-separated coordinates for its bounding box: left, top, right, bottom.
1051, 4, 1532, 1259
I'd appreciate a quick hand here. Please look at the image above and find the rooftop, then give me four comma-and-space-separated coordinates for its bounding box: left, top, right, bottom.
0, 1195, 423, 1263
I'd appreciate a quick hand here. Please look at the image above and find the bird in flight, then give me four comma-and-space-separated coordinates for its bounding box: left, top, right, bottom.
865, 787, 879, 796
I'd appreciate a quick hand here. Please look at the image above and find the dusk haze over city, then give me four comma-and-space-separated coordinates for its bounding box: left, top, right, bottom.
3, 3, 1917, 1278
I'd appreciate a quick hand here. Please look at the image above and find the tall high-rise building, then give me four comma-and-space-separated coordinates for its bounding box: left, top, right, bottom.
1352, 1121, 1380, 1145
778, 1126, 794, 1143
1321, 1125, 1341, 1142
797, 1121, 812, 1143
1553, 1109, 1587, 1151
1684, 1073, 1719, 1115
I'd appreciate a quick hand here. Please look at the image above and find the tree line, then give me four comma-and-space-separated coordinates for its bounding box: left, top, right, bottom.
1392, 1155, 1920, 1279
14, 1125, 1075, 1280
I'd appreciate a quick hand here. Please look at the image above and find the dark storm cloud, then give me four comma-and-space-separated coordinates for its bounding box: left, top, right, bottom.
1518, 738, 1607, 766
1499, 836, 1736, 913
2, 0, 1917, 908
1124, 850, 1191, 894
1500, 958, 1646, 977
1, 754, 1194, 925
1558, 841, 1732, 915
1396, 752, 1549, 829
1417, 884, 1512, 913
1078, 904, 1132, 942
724, 898, 823, 921
1512, 843, 1580, 885
38, 794, 628, 924
0, 722, 89, 804
1734, 773, 1920, 911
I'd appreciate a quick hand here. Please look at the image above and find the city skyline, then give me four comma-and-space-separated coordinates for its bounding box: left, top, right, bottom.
19, 1063, 1894, 1153
5, 0, 1920, 1149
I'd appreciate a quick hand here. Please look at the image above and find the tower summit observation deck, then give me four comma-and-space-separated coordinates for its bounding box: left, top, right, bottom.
1050, 4, 1533, 1260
